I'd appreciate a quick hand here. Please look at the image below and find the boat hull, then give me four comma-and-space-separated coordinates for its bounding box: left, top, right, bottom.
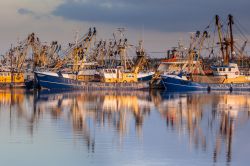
35, 72, 150, 90
0, 83, 26, 89
161, 75, 250, 91
138, 72, 154, 82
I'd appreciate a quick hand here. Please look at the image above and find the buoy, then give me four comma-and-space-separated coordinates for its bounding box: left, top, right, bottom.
230, 86, 233, 91
207, 86, 211, 92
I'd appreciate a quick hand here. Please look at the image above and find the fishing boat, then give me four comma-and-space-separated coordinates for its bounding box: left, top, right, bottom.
99, 39, 153, 83
99, 67, 154, 83
162, 61, 250, 91
34, 29, 151, 90
0, 46, 26, 88
0, 71, 25, 88
1, 32, 64, 89
150, 43, 194, 89
138, 71, 154, 81
161, 72, 250, 91
34, 71, 149, 90
34, 62, 151, 90
162, 14, 250, 91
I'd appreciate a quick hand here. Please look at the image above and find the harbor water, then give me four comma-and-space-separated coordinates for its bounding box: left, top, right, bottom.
0, 89, 249, 166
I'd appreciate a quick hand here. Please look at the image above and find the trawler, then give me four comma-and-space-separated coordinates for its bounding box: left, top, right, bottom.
162, 14, 250, 91
0, 48, 25, 88
99, 39, 153, 83
162, 63, 250, 91
0, 71, 24, 88
150, 42, 197, 89
35, 29, 151, 90
1, 33, 63, 89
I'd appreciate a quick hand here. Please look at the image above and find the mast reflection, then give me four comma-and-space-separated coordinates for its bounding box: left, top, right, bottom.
158, 92, 250, 164
0, 90, 153, 152
1, 89, 250, 164
34, 90, 153, 151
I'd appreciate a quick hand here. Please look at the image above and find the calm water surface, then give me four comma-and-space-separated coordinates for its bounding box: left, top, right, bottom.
0, 90, 249, 166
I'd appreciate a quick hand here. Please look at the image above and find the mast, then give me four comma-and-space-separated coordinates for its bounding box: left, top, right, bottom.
197, 31, 208, 62
194, 31, 207, 75
10, 44, 13, 87
187, 32, 197, 74
228, 14, 234, 59
215, 15, 226, 64
133, 40, 147, 74
73, 31, 79, 74
224, 38, 230, 65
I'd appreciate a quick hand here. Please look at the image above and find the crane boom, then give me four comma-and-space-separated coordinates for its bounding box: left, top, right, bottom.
215, 15, 226, 64
228, 14, 234, 59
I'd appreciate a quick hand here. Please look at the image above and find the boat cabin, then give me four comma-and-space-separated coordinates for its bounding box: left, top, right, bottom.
211, 63, 240, 78
100, 67, 137, 83
158, 59, 200, 75
0, 72, 24, 83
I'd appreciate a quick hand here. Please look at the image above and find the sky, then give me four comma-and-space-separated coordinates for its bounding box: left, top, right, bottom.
0, 0, 250, 57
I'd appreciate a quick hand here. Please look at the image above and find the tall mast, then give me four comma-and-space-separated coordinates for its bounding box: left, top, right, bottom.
10, 44, 13, 86
73, 31, 79, 73
215, 15, 225, 64
228, 14, 234, 59
197, 31, 208, 62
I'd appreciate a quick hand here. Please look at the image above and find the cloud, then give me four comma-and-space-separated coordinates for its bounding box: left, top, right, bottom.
51, 0, 250, 32
17, 7, 51, 20
18, 8, 35, 15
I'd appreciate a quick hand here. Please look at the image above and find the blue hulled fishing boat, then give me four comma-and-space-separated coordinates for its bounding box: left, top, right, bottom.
161, 14, 250, 92
35, 71, 82, 89
138, 72, 154, 81
161, 74, 250, 91
161, 74, 208, 91
35, 71, 150, 90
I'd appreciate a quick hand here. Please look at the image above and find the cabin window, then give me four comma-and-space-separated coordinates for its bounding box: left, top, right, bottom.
223, 68, 225, 71
229, 68, 231, 71
219, 68, 223, 71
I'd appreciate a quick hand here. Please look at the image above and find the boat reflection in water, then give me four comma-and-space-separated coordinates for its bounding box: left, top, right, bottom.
159, 92, 250, 165
34, 90, 153, 151
0, 90, 250, 165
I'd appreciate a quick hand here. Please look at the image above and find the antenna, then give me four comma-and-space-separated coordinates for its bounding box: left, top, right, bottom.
138, 25, 145, 44
74, 30, 79, 45
116, 27, 126, 38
